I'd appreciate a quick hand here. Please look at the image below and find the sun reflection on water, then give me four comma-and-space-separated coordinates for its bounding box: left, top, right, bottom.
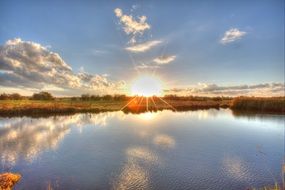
137, 112, 159, 121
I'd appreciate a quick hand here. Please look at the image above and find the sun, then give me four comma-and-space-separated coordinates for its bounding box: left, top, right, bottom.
131, 75, 163, 97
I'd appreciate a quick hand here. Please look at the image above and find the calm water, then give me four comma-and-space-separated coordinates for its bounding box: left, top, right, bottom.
0, 109, 284, 190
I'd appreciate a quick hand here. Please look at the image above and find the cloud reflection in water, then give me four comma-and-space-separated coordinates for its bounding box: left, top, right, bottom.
0, 112, 123, 167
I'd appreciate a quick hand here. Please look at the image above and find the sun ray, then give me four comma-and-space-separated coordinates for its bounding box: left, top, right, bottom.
120, 96, 138, 111
146, 97, 149, 111
136, 96, 144, 112
150, 96, 157, 110
157, 96, 177, 111
115, 26, 141, 75
152, 40, 169, 76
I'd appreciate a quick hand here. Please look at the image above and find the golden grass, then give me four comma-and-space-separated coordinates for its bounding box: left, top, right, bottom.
231, 97, 285, 113
0, 173, 21, 190
0, 99, 128, 116
0, 96, 284, 116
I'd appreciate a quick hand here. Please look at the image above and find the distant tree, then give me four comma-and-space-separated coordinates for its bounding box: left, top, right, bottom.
212, 97, 222, 101
102, 95, 113, 101
0, 93, 23, 100
81, 94, 90, 101
113, 94, 127, 101
0, 93, 9, 100
90, 95, 101, 101
10, 93, 23, 100
71, 97, 79, 101
164, 94, 178, 100
32, 91, 54, 100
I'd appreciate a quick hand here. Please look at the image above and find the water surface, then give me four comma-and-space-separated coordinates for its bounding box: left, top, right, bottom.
0, 109, 284, 189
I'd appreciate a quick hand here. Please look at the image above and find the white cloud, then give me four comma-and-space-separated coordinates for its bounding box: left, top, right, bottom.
114, 8, 123, 17
125, 40, 162, 52
220, 28, 247, 44
41, 84, 65, 91
134, 63, 160, 70
0, 38, 126, 95
114, 8, 151, 44
164, 83, 285, 97
114, 8, 150, 35
153, 55, 176, 64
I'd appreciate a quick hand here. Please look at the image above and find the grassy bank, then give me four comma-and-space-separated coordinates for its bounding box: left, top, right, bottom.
231, 97, 285, 114
0, 99, 128, 116
0, 97, 231, 116
0, 173, 21, 190
0, 96, 284, 116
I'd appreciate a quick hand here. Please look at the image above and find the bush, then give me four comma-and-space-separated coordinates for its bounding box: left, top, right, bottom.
231, 96, 285, 113
81, 94, 91, 101
102, 95, 113, 101
10, 93, 22, 100
0, 93, 9, 100
81, 94, 120, 101
90, 95, 101, 101
31, 91, 54, 100
0, 93, 23, 100
113, 94, 127, 101
71, 97, 79, 101
164, 94, 179, 100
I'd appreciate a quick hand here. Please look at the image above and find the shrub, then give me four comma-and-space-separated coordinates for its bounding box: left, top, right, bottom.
0, 93, 9, 100
81, 94, 91, 101
113, 94, 127, 101
90, 95, 101, 101
231, 96, 285, 113
10, 93, 23, 100
31, 91, 54, 100
0, 93, 23, 100
102, 95, 113, 101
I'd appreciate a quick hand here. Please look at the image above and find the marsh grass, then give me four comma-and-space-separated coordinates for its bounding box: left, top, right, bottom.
0, 96, 231, 116
0, 95, 284, 116
231, 97, 285, 113
0, 173, 21, 190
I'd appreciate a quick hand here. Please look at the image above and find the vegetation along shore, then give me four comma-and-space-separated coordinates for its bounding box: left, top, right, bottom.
0, 92, 284, 116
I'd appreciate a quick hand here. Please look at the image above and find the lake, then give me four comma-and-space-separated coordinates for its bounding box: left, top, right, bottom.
0, 109, 284, 190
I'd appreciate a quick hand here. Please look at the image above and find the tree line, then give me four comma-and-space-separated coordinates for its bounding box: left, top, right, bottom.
163, 94, 232, 101
0, 92, 54, 100
0, 92, 128, 101
0, 91, 233, 101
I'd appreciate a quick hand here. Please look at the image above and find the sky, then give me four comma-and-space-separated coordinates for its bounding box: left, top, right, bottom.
0, 0, 284, 96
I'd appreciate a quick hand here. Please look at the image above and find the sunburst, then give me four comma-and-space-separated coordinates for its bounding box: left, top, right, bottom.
120, 75, 176, 112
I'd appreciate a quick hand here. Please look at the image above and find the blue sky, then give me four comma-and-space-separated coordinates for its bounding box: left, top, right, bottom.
0, 0, 284, 96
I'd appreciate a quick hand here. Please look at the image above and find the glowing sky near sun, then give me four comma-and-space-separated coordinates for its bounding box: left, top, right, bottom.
0, 0, 284, 96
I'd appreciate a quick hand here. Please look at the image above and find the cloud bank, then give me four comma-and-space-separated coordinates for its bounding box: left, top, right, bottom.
153, 55, 176, 64
0, 38, 126, 95
164, 83, 285, 97
220, 28, 246, 44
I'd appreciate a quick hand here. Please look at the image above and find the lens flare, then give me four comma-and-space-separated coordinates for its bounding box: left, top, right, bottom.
131, 75, 162, 97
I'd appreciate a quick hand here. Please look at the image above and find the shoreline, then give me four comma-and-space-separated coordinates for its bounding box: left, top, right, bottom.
0, 99, 228, 117
0, 98, 284, 117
